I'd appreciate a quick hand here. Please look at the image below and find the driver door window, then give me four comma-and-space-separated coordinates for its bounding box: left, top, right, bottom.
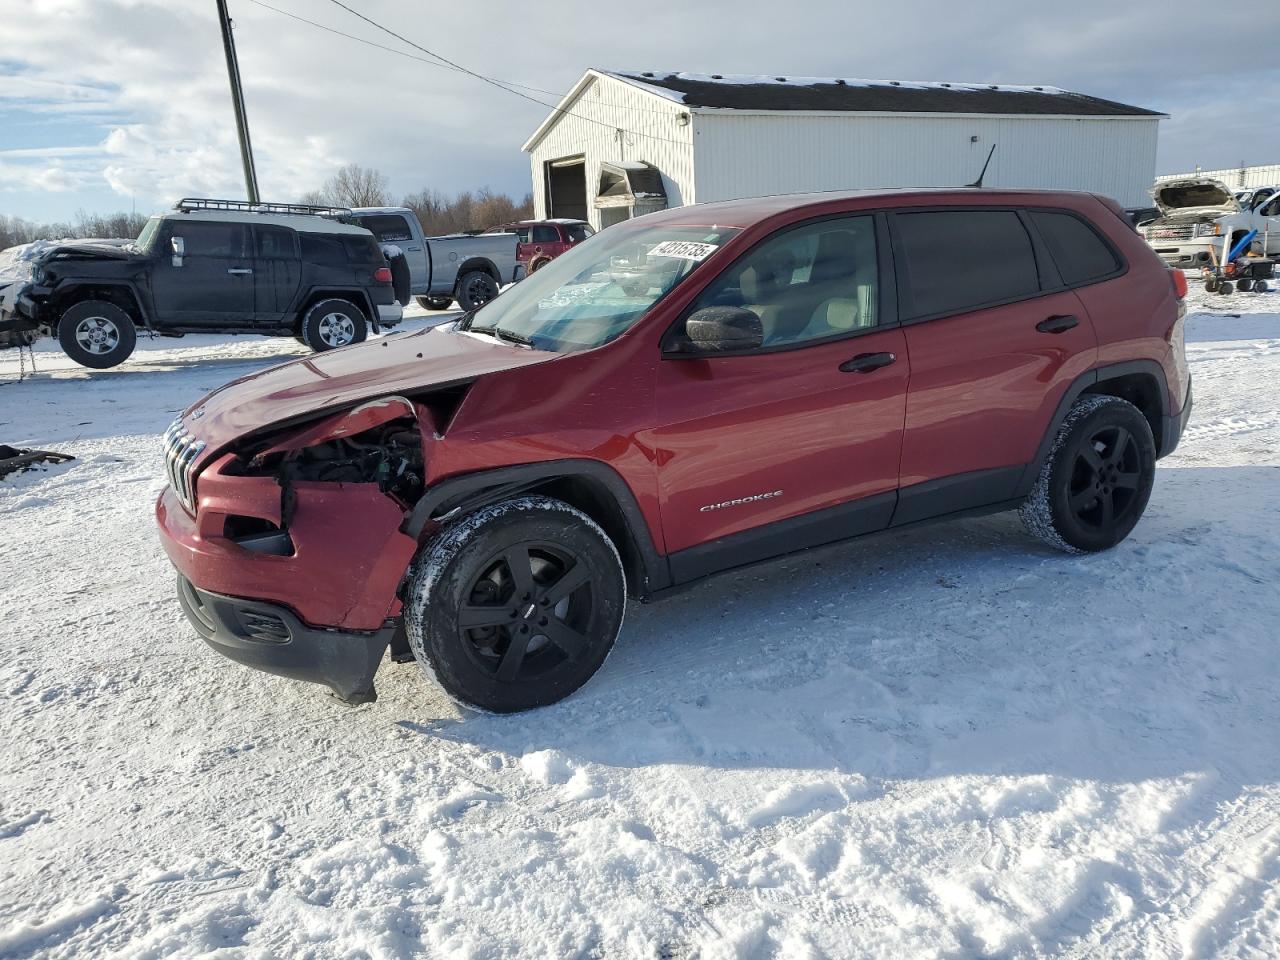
683, 216, 880, 349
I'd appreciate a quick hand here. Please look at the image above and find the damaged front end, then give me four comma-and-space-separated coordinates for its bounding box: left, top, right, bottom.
158, 394, 454, 704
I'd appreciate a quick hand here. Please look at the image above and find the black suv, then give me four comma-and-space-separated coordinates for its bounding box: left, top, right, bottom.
0, 199, 402, 369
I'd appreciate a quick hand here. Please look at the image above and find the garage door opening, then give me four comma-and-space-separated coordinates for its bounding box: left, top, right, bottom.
546, 157, 588, 221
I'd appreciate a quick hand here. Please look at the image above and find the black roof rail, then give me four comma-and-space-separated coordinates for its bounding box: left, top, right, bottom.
172, 197, 355, 218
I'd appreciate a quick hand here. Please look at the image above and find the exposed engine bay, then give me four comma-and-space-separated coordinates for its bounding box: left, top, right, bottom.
241, 417, 425, 508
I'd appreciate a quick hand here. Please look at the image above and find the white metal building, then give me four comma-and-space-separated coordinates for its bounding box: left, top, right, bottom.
522, 70, 1164, 229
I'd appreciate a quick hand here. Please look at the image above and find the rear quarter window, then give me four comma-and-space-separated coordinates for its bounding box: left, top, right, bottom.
895, 210, 1039, 319
299, 233, 382, 267
1029, 211, 1121, 286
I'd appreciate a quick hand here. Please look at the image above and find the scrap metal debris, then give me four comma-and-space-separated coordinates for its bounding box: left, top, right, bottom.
0, 444, 75, 480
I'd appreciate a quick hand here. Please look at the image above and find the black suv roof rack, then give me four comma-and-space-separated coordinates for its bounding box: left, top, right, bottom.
173, 197, 355, 218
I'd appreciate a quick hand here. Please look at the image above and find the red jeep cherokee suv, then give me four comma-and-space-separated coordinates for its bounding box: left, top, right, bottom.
156, 189, 1191, 712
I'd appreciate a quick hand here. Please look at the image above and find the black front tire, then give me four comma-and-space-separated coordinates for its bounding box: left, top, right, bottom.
57, 300, 137, 369
300, 298, 368, 352
416, 295, 454, 311
454, 271, 500, 312
1020, 395, 1156, 553
404, 496, 625, 713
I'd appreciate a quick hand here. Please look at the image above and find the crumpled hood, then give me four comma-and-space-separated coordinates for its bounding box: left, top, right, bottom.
37, 241, 140, 262
1151, 178, 1241, 219
183, 324, 556, 449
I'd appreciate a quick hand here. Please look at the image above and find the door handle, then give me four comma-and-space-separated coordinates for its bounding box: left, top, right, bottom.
227, 268, 253, 275
1036, 314, 1079, 334
840, 351, 897, 374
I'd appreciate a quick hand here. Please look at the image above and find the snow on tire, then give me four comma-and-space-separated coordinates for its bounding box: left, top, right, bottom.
1020, 394, 1156, 554
404, 496, 625, 713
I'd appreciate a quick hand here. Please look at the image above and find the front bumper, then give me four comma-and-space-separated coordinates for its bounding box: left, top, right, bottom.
1143, 238, 1218, 267
176, 575, 392, 703
0, 283, 39, 334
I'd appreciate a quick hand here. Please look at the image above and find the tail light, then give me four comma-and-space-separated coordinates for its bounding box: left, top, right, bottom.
373, 266, 393, 283
1170, 268, 1187, 300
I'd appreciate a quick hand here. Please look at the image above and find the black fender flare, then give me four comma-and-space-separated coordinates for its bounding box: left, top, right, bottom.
454, 258, 501, 287
1015, 359, 1174, 497
403, 459, 672, 597
299, 288, 376, 326
51, 279, 152, 328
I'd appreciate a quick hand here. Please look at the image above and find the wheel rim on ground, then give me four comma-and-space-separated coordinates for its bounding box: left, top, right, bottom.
318, 312, 355, 347
74, 315, 120, 355
1067, 425, 1143, 530
456, 541, 594, 683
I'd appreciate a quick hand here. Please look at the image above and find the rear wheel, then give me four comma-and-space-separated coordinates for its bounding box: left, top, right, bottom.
1020, 395, 1156, 553
300, 298, 367, 352
1218, 280, 1235, 295
455, 271, 499, 312
1238, 278, 1254, 292
404, 496, 625, 713
528, 257, 552, 274
57, 300, 137, 369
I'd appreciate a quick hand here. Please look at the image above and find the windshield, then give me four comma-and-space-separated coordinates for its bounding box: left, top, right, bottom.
132, 216, 162, 254
464, 221, 740, 352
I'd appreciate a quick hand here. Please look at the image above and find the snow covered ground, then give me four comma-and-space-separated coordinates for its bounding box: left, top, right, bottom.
1, 289, 1278, 959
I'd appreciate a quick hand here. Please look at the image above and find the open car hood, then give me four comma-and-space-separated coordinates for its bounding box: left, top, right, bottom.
1152, 178, 1241, 218
183, 324, 556, 448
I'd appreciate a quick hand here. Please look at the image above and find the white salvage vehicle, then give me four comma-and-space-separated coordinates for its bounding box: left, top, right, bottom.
1140, 178, 1280, 268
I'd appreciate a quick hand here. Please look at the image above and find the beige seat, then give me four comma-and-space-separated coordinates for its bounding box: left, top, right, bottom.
799, 227, 878, 339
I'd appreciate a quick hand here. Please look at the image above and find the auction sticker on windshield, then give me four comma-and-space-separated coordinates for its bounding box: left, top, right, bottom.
648, 240, 719, 261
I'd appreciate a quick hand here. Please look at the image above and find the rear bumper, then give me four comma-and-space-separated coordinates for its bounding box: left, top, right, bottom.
1161, 375, 1192, 458
175, 575, 392, 703
376, 302, 403, 328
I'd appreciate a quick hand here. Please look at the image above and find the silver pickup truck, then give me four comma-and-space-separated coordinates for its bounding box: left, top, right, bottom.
349, 207, 519, 311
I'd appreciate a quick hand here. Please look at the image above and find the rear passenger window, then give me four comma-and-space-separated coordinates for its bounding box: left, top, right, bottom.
895, 211, 1039, 319
1029, 211, 1120, 285
531, 226, 559, 243
255, 225, 296, 259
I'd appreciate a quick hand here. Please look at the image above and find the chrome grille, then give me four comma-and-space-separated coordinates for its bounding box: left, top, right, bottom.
1143, 223, 1196, 242
163, 418, 206, 513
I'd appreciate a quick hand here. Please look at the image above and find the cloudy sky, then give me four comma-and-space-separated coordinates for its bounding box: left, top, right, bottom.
1, 0, 1277, 223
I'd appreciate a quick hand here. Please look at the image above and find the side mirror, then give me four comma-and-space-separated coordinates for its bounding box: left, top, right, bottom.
170, 235, 184, 267
683, 306, 763, 353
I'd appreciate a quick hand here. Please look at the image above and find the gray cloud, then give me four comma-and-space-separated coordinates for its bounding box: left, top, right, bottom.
0, 0, 1276, 220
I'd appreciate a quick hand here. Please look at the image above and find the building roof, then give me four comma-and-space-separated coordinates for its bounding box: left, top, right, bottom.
605, 71, 1163, 117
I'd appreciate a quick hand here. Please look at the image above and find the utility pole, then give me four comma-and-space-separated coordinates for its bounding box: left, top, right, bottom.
215, 0, 260, 203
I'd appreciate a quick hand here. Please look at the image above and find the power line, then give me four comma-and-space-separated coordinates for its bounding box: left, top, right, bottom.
240, 0, 562, 97
321, 0, 693, 147
243, 0, 692, 123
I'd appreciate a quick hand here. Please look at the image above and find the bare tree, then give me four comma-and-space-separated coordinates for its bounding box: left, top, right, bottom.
402, 186, 534, 236
304, 164, 391, 209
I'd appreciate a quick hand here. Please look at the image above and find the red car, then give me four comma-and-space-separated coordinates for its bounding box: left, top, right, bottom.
488, 219, 594, 274
157, 188, 1191, 712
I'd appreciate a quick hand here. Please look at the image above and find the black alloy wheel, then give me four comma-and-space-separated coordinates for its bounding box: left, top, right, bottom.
404, 496, 625, 712
1065, 423, 1143, 533
1021, 395, 1156, 553
457, 542, 596, 684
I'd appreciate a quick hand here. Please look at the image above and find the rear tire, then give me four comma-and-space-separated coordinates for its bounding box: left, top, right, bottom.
404, 496, 625, 713
300, 298, 367, 352
1218, 280, 1235, 295
1255, 280, 1270, 293
57, 300, 137, 369
1020, 395, 1156, 553
455, 271, 500, 312
528, 257, 552, 274
416, 295, 453, 311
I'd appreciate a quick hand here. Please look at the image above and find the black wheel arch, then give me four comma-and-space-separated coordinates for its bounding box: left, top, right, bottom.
455, 258, 501, 286
49, 280, 151, 329
403, 459, 670, 599
1017, 359, 1175, 498
297, 288, 374, 327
